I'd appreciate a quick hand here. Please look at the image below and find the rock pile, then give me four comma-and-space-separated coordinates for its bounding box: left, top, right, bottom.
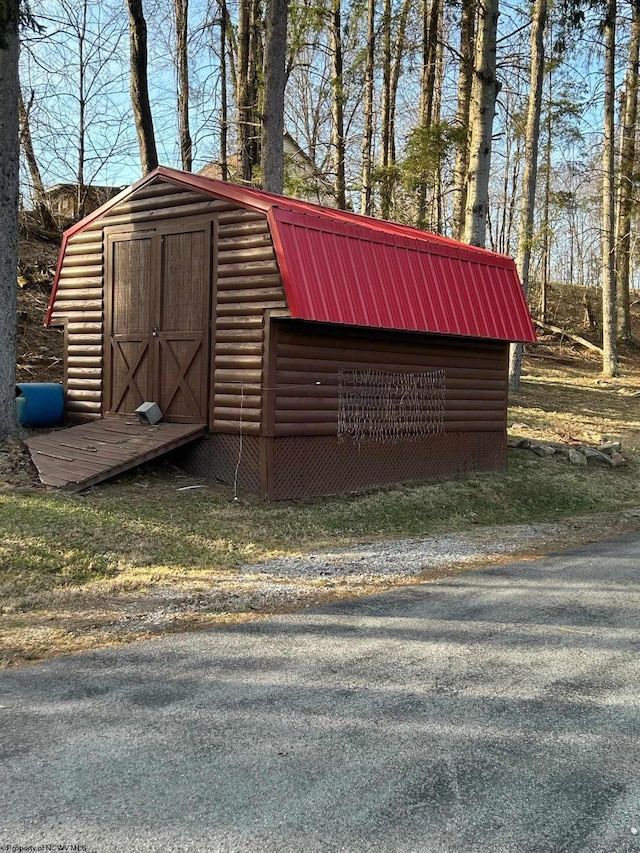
507, 435, 627, 466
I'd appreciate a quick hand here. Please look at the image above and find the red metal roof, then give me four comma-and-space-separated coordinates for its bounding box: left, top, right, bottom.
47, 165, 536, 342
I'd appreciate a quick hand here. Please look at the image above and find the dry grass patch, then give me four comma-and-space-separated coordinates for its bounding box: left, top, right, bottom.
510, 346, 640, 451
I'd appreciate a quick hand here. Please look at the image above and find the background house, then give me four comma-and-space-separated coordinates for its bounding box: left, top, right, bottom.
43, 183, 125, 226
198, 132, 336, 207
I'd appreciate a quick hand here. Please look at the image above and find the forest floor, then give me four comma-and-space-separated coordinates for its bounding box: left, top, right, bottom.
3, 235, 640, 667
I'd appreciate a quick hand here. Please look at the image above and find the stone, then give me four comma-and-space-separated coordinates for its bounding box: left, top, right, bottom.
569, 448, 587, 465
581, 447, 613, 465
510, 422, 529, 431
507, 435, 525, 448
610, 451, 626, 467
597, 441, 622, 455
530, 444, 555, 456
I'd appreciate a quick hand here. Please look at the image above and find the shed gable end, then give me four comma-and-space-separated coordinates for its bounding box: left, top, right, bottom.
49, 178, 288, 423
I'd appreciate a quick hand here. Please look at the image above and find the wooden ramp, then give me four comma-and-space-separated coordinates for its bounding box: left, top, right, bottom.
26, 419, 206, 491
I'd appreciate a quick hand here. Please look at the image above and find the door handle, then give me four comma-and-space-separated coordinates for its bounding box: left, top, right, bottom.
152, 325, 159, 337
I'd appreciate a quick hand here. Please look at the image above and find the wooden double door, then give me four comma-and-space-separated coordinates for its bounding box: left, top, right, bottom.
104, 220, 212, 422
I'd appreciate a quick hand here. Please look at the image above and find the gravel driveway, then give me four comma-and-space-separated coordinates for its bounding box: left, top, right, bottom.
122, 508, 640, 632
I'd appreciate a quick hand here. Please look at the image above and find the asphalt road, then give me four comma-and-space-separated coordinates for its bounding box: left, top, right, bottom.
2, 534, 640, 853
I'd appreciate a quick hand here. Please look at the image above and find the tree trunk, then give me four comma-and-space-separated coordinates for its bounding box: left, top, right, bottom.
237, 0, 260, 184
416, 0, 440, 228
498, 110, 512, 253
615, 0, 640, 344
540, 55, 552, 323
249, 0, 262, 171
451, 0, 475, 240
18, 91, 57, 231
509, 0, 547, 391
360, 0, 375, 215
175, 0, 192, 171
420, 0, 440, 129
223, 1, 237, 98
237, 0, 251, 183
379, 0, 391, 218
0, 5, 22, 440
505, 149, 521, 254
432, 2, 445, 231
464, 0, 499, 247
77, 0, 88, 218
219, 0, 229, 181
126, 0, 158, 174
330, 0, 346, 209
261, 0, 288, 193
602, 0, 618, 376
370, 0, 411, 217
388, 0, 411, 165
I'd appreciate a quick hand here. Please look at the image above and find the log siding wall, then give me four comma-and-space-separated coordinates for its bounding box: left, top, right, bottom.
212, 215, 287, 434
263, 320, 509, 499
271, 321, 509, 437
49, 178, 288, 423
52, 228, 105, 420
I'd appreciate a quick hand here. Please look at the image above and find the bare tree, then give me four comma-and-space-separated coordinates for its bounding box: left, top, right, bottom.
601, 0, 618, 376
219, 0, 229, 180
20, 0, 130, 213
330, 0, 346, 209
73, 0, 88, 213
387, 0, 411, 166
261, 0, 288, 192
420, 0, 440, 130
18, 90, 57, 231
360, 0, 375, 215
175, 0, 192, 171
539, 52, 554, 322
0, 0, 21, 440
237, 0, 260, 184
615, 0, 640, 343
416, 0, 441, 228
126, 0, 158, 173
379, 0, 410, 219
492, 88, 522, 255
464, 0, 500, 247
509, 0, 547, 391
237, 0, 250, 182
379, 0, 392, 218
451, 0, 476, 240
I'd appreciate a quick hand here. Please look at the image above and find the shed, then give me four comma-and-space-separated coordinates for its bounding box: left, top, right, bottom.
45, 166, 536, 500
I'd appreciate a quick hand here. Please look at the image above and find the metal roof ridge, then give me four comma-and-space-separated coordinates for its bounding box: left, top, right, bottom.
157, 167, 514, 268
269, 205, 515, 268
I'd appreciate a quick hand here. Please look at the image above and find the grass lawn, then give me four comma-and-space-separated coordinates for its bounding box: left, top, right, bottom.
2, 347, 640, 667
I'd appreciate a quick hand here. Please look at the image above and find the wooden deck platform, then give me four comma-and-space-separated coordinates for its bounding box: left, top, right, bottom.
26, 419, 206, 491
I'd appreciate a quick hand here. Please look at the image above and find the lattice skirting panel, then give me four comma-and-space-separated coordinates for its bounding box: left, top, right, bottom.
172, 430, 506, 500
270, 431, 506, 500
173, 433, 261, 494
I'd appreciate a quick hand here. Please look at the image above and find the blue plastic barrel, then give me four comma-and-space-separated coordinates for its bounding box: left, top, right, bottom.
15, 383, 64, 427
